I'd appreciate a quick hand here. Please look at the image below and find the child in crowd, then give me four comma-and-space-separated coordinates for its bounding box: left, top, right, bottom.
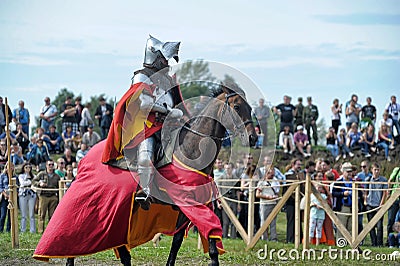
309, 174, 328, 246
337, 128, 354, 159
389, 222, 400, 248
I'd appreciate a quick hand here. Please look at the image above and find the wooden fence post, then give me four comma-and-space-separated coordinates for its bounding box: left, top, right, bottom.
303, 174, 311, 249
5, 97, 19, 248
294, 185, 300, 249
351, 182, 358, 242
220, 197, 248, 243
247, 179, 255, 245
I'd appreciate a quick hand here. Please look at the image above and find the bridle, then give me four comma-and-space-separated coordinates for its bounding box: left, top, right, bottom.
183, 92, 253, 141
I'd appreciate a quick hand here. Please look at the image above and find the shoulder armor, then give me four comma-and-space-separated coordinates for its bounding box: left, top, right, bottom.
132, 72, 152, 85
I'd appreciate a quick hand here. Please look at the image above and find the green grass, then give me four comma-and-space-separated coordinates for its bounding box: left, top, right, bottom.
1, 212, 400, 265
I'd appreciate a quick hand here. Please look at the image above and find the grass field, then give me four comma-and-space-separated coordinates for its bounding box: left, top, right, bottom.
1, 212, 400, 265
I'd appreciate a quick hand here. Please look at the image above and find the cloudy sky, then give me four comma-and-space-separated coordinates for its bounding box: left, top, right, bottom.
1, 0, 399, 132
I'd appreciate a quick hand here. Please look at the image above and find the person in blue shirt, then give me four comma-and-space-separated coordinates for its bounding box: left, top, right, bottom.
332, 162, 354, 241
356, 161, 372, 236
12, 100, 30, 135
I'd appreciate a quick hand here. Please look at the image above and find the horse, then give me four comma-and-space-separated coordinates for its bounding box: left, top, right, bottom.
33, 83, 257, 266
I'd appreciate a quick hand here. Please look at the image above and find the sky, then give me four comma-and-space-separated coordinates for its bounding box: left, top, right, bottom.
1, 0, 399, 133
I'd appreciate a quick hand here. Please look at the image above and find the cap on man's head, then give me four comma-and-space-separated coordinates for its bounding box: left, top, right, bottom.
99, 96, 105, 101
342, 162, 354, 172
88, 124, 94, 129
298, 97, 303, 102
307, 96, 312, 101
297, 125, 304, 131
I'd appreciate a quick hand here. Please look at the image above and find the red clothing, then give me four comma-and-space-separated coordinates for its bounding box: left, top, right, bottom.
102, 82, 162, 163
33, 141, 223, 261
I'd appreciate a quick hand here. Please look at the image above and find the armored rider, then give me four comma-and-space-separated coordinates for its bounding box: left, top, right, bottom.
102, 35, 187, 209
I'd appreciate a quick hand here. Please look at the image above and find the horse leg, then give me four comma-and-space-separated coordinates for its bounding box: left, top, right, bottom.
65, 257, 74, 266
208, 238, 219, 266
117, 246, 131, 266
166, 227, 185, 266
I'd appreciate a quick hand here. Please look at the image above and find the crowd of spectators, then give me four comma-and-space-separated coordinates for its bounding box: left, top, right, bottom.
214, 155, 400, 248
260, 94, 399, 162
0, 95, 108, 234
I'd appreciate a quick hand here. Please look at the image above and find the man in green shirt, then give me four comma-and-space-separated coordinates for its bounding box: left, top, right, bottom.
303, 96, 319, 146
33, 160, 61, 233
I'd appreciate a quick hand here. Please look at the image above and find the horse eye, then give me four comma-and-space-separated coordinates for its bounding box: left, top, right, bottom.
234, 105, 240, 111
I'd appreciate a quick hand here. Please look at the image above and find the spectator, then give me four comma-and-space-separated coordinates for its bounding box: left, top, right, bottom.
0, 162, 15, 233
39, 97, 58, 132
389, 222, 400, 248
27, 135, 37, 156
253, 127, 263, 149
217, 162, 240, 239
376, 123, 395, 162
256, 167, 279, 241
76, 143, 89, 163
345, 99, 361, 131
32, 160, 61, 233
213, 158, 224, 181
293, 125, 311, 157
18, 162, 36, 233
255, 155, 286, 184
11, 142, 25, 166
385, 95, 400, 137
74, 96, 84, 128
239, 156, 258, 231
274, 95, 296, 133
283, 158, 303, 243
43, 125, 63, 154
355, 161, 370, 237
64, 164, 75, 189
33, 127, 46, 141
380, 111, 393, 131
254, 98, 270, 146
0, 140, 7, 167
331, 98, 342, 134
303, 96, 319, 146
12, 100, 30, 135
294, 97, 304, 129
28, 139, 50, 171
62, 147, 76, 166
332, 162, 354, 240
81, 124, 101, 148
79, 102, 93, 134
94, 96, 113, 140
62, 125, 78, 151
361, 123, 376, 156
309, 171, 328, 246
0, 96, 12, 134
13, 123, 29, 153
387, 166, 400, 239
346, 122, 363, 152
364, 162, 388, 247
361, 97, 377, 125
54, 158, 66, 179
305, 161, 316, 179
278, 125, 295, 154
326, 127, 339, 160
337, 128, 353, 159
60, 96, 78, 133
321, 159, 340, 181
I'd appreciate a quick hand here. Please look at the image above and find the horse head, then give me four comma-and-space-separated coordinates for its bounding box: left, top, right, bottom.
216, 82, 258, 147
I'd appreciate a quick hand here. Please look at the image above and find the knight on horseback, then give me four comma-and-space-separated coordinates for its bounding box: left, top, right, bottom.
101, 35, 187, 210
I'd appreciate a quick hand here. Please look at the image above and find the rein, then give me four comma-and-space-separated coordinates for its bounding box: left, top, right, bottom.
183, 92, 252, 141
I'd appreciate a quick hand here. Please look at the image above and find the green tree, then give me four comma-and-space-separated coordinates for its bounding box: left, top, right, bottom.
175, 60, 217, 99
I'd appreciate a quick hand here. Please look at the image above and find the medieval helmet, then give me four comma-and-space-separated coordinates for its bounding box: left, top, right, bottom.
144, 35, 180, 67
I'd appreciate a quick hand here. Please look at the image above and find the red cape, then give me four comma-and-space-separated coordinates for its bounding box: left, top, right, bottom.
33, 141, 223, 261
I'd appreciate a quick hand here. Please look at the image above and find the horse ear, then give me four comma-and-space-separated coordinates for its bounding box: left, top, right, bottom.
220, 82, 234, 95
